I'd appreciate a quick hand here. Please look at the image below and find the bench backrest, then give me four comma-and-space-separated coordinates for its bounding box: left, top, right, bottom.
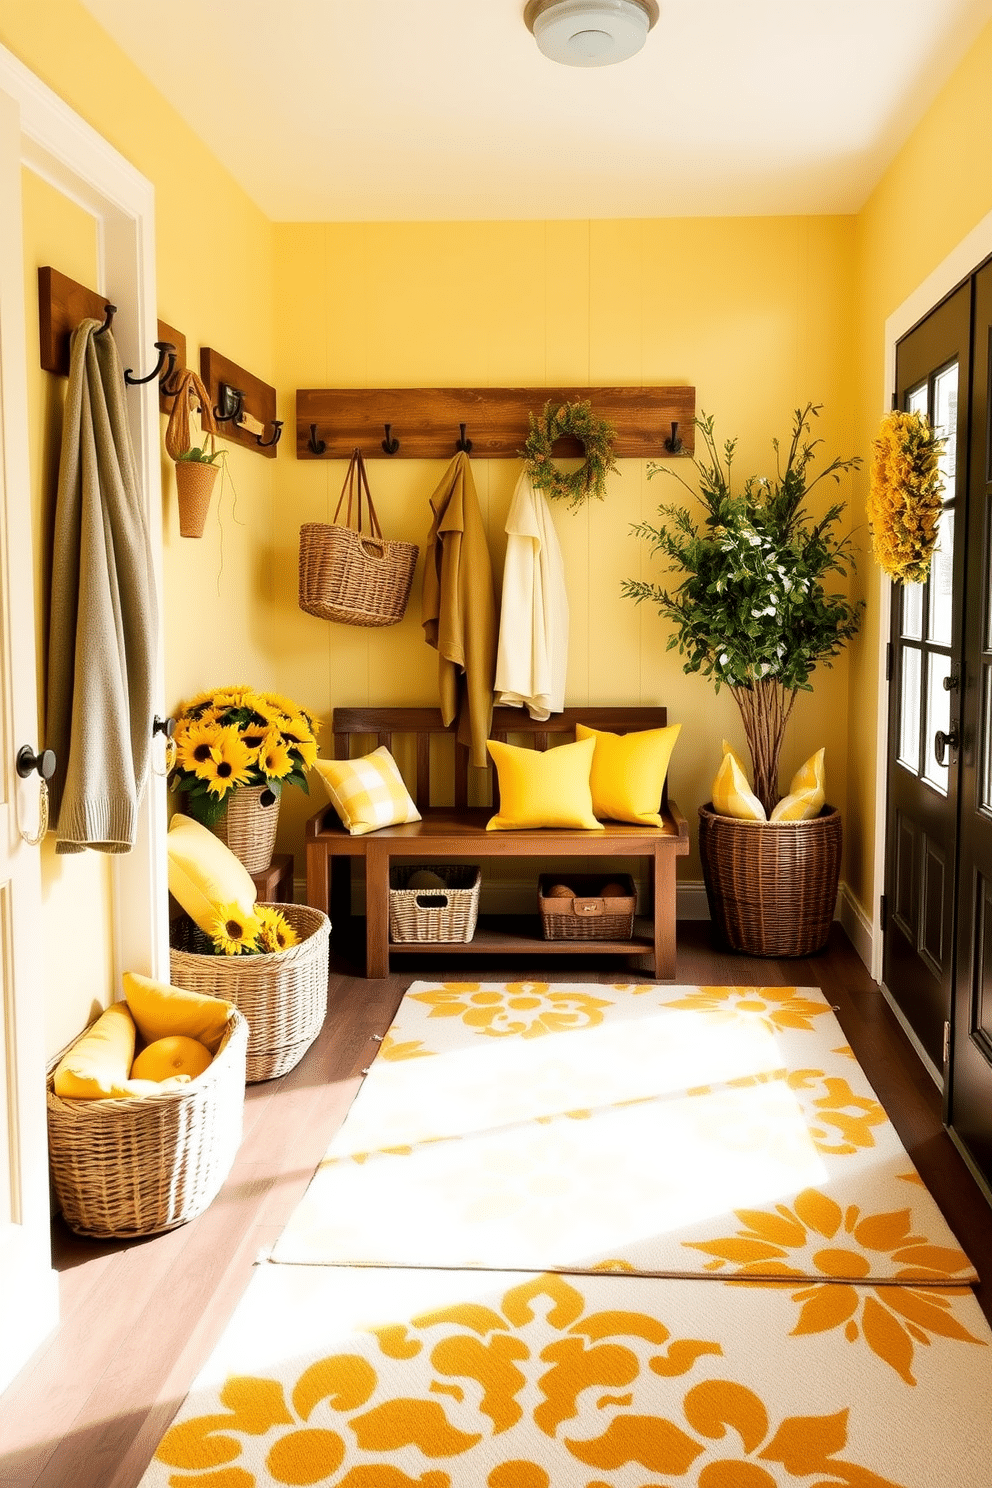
331, 706, 671, 810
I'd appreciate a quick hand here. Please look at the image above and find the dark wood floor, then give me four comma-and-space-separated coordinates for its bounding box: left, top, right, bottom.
2, 923, 990, 1488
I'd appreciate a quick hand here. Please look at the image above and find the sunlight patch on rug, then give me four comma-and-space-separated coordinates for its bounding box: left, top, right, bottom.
273, 983, 975, 1283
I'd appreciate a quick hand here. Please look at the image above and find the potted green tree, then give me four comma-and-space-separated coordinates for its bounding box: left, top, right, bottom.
622, 403, 863, 955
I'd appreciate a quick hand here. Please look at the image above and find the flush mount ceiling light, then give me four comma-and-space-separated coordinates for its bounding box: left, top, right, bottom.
524, 0, 659, 67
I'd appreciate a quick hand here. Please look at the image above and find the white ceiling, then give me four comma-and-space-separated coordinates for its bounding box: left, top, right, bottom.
81, 0, 992, 222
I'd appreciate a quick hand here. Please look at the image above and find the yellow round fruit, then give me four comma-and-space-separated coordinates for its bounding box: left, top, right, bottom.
547, 883, 574, 897
131, 1035, 213, 1082
407, 869, 446, 889
601, 882, 627, 898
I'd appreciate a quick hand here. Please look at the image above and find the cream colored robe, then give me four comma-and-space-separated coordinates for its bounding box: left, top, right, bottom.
495, 469, 568, 720
421, 452, 497, 768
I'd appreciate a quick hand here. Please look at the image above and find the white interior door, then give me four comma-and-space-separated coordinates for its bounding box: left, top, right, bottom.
0, 45, 168, 1392
0, 86, 58, 1396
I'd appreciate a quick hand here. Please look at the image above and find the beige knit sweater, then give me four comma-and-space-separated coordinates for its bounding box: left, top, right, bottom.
46, 320, 158, 852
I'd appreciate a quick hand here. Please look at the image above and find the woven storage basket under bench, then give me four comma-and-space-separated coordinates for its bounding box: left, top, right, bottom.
46, 1008, 249, 1239
170, 902, 331, 1083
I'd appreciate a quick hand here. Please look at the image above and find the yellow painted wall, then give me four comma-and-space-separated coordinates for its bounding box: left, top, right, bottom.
846, 18, 992, 915
273, 216, 860, 875
2, 0, 277, 1053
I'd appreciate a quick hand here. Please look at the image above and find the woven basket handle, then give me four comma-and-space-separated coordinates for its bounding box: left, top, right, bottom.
332, 448, 384, 539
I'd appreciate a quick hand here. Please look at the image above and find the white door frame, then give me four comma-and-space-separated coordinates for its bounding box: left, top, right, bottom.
871, 209, 992, 988
0, 41, 168, 1391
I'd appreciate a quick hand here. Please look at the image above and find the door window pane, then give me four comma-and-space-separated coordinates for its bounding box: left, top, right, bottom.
899, 646, 922, 773
929, 363, 957, 646
906, 382, 928, 416
982, 665, 992, 813
902, 583, 924, 640
923, 651, 952, 793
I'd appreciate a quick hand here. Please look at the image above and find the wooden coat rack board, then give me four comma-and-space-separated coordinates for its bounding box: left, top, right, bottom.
199, 348, 280, 459
38, 266, 186, 415
296, 386, 696, 461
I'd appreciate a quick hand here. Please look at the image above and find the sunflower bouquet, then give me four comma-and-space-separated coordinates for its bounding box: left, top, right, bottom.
171, 685, 319, 827
207, 902, 298, 957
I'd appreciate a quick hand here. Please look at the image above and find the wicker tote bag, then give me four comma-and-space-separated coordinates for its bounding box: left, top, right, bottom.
299, 447, 419, 626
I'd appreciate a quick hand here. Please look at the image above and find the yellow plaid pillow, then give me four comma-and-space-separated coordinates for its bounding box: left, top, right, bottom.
314, 747, 421, 836
770, 747, 826, 822
712, 744, 766, 821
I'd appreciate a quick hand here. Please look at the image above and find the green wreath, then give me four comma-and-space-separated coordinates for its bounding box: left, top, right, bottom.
523, 400, 618, 508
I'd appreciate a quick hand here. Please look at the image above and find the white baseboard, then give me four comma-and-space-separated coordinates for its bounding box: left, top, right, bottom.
837, 883, 873, 973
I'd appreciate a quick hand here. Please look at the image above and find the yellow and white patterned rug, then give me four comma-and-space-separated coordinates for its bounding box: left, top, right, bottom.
140, 1262, 992, 1488
138, 983, 992, 1488
273, 983, 976, 1284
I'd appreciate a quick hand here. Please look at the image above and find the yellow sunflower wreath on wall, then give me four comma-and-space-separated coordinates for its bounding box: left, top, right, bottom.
867, 409, 946, 584
523, 399, 618, 508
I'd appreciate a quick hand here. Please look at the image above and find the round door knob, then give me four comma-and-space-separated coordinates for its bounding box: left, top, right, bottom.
153, 715, 176, 737
934, 728, 959, 768
16, 745, 56, 780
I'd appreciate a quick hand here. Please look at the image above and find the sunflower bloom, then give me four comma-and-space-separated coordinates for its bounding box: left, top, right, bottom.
259, 732, 294, 779
175, 718, 222, 773
200, 727, 254, 797
208, 903, 260, 955
255, 906, 298, 953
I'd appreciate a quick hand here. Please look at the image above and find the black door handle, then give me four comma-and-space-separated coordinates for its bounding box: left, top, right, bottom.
16, 745, 56, 780
934, 728, 959, 767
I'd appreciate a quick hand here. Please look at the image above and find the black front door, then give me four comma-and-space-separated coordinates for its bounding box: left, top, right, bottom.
883, 283, 970, 1072
948, 258, 992, 1192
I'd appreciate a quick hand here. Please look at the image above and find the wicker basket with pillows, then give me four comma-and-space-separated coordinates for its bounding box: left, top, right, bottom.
47, 974, 248, 1239
167, 813, 330, 1082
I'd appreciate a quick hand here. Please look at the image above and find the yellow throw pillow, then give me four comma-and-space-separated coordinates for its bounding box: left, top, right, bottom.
168, 812, 257, 934
575, 722, 681, 828
314, 747, 421, 836
487, 736, 602, 831
123, 971, 235, 1056
770, 747, 826, 823
712, 749, 766, 821
53, 1002, 138, 1099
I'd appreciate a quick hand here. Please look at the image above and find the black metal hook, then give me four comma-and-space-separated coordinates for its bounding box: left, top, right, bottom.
124, 341, 177, 387
214, 382, 245, 424
160, 359, 184, 398
381, 423, 400, 456
94, 303, 117, 336
664, 420, 682, 454
456, 422, 473, 453
308, 424, 327, 455
257, 418, 283, 449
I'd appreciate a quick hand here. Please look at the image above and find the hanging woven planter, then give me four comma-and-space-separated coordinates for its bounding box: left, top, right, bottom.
174, 457, 219, 538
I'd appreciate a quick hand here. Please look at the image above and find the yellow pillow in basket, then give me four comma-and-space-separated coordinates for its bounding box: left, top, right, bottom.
770, 748, 826, 823
123, 971, 235, 1057
486, 736, 602, 831
712, 744, 766, 822
52, 1002, 193, 1098
314, 747, 421, 836
167, 812, 257, 933
575, 722, 681, 827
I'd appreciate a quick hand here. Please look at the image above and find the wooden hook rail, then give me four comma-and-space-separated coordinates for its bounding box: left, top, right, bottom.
38, 266, 187, 413
296, 385, 696, 461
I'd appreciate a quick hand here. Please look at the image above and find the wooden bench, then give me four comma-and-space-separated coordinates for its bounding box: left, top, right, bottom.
305, 706, 689, 979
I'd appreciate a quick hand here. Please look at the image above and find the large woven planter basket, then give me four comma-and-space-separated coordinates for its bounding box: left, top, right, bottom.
698, 803, 842, 958
170, 902, 331, 1083
210, 784, 281, 873
47, 1008, 249, 1239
